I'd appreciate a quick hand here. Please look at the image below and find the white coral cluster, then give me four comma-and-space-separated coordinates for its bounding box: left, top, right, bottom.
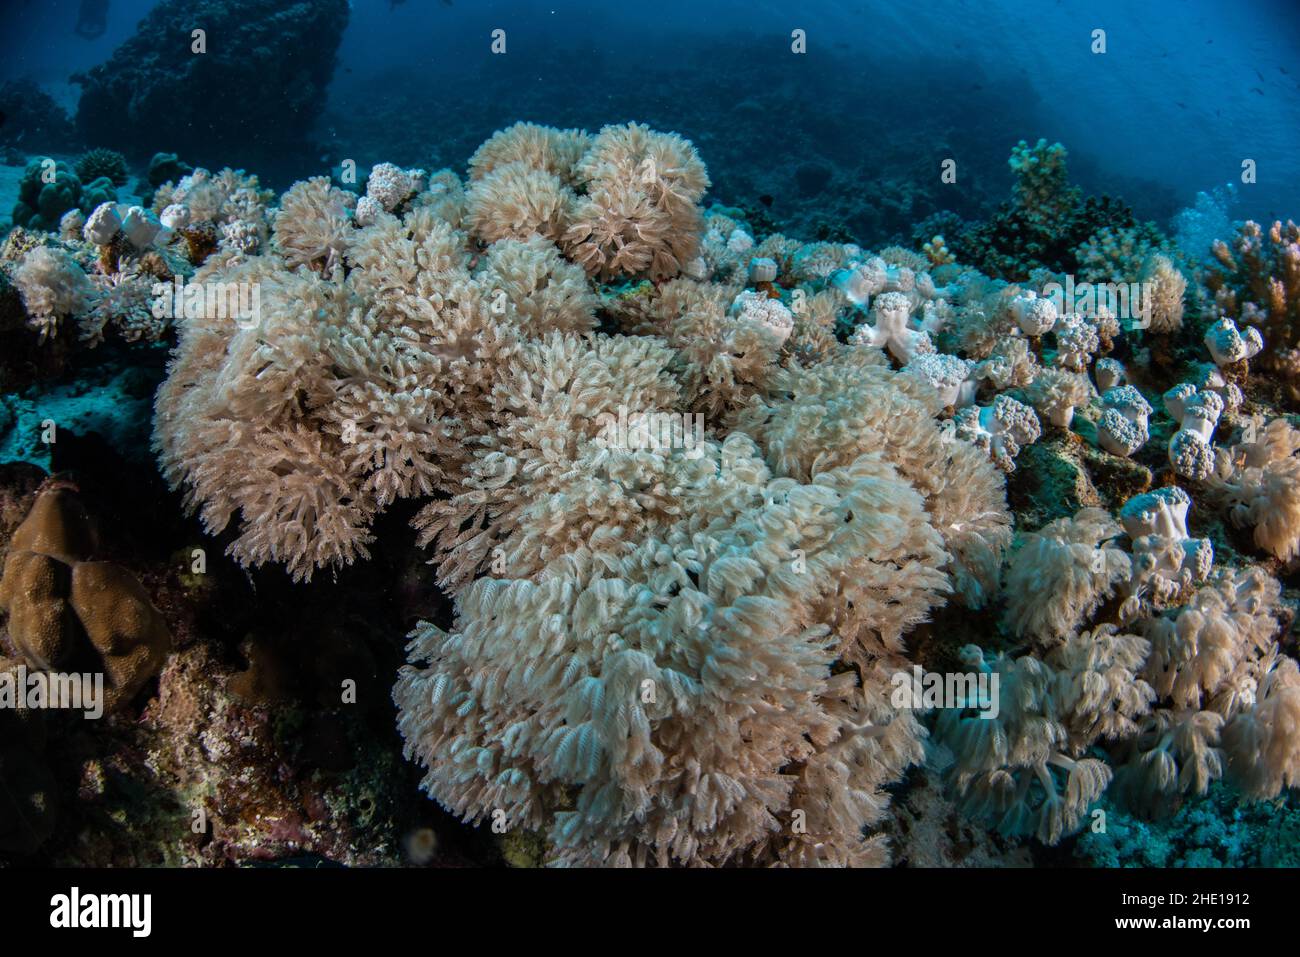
1097, 385, 1152, 457
1009, 289, 1058, 336
151, 166, 275, 262
1164, 383, 1223, 479
953, 394, 1041, 472
1204, 316, 1263, 368
729, 289, 794, 347
1118, 487, 1213, 617
848, 290, 935, 363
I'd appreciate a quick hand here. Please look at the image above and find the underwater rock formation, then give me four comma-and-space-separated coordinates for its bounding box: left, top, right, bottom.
71, 0, 351, 164
0, 79, 78, 152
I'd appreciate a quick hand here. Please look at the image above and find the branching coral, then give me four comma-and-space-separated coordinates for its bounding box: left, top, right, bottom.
1206, 219, 1300, 359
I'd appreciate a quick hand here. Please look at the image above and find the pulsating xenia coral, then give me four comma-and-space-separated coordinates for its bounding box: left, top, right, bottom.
936, 631, 1152, 845
474, 236, 598, 336
1002, 509, 1131, 646
563, 123, 710, 281
397, 435, 942, 867
129, 121, 1300, 865
12, 245, 93, 341
270, 176, 356, 273
462, 121, 709, 283
154, 204, 520, 581
411, 330, 688, 592
733, 350, 1013, 609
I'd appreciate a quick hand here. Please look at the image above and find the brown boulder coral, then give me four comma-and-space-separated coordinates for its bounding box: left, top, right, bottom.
0, 480, 169, 711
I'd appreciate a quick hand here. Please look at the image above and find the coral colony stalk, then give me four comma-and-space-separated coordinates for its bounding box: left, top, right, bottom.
4, 120, 1300, 868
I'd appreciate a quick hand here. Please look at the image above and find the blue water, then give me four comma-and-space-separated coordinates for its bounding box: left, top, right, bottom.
3, 0, 1298, 237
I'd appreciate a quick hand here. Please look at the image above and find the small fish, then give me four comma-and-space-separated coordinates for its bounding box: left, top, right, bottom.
1176, 101, 1186, 109
1256, 69, 1265, 82
758, 194, 773, 208
1251, 87, 1264, 95
0, 109, 6, 129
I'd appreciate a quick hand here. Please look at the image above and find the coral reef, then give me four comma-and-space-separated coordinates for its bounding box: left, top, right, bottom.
1206, 219, 1300, 361
0, 79, 77, 152
4, 114, 1300, 870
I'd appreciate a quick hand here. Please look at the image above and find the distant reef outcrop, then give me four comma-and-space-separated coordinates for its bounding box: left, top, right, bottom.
71, 0, 350, 166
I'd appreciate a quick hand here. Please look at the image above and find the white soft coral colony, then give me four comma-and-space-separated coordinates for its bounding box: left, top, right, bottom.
14, 120, 1296, 867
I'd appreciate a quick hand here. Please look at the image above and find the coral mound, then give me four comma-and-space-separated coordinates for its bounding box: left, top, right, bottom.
0, 479, 170, 712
